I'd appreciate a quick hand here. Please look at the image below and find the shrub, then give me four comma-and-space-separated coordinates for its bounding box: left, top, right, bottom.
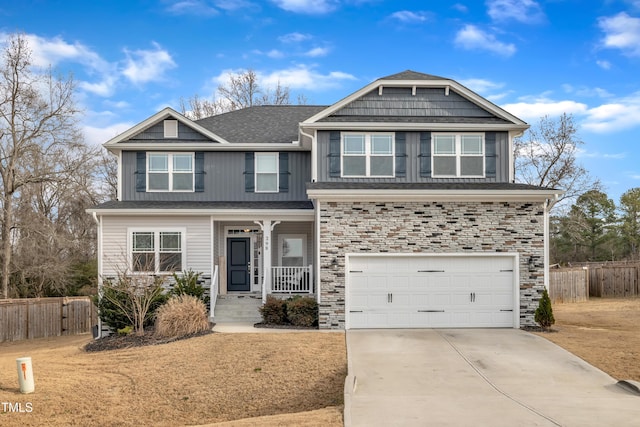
259, 296, 287, 324
94, 275, 168, 336
286, 296, 318, 327
535, 289, 555, 331
155, 295, 211, 338
171, 270, 209, 306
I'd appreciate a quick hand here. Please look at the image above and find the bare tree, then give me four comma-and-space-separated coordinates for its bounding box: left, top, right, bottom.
0, 34, 90, 298
180, 69, 299, 120
514, 113, 600, 209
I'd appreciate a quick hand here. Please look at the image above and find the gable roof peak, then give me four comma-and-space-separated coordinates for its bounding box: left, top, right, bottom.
378, 70, 447, 81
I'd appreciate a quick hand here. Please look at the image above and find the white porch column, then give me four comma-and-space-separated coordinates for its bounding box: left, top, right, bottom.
254, 220, 280, 303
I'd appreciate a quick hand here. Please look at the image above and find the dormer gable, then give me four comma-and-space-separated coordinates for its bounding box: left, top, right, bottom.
302, 70, 528, 131
103, 107, 231, 153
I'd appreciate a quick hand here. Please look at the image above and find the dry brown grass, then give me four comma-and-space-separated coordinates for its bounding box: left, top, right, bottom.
534, 297, 640, 382
0, 332, 346, 427
155, 295, 210, 338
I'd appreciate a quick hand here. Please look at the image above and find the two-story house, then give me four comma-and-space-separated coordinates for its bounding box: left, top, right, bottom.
88, 70, 561, 331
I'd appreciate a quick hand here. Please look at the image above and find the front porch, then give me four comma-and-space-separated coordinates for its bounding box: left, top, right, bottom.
209, 219, 316, 322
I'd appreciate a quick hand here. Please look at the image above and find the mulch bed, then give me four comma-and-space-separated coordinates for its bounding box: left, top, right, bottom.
84, 328, 213, 352
253, 322, 318, 330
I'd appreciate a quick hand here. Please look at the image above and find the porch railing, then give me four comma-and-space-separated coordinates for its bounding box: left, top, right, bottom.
209, 265, 219, 321
271, 265, 313, 294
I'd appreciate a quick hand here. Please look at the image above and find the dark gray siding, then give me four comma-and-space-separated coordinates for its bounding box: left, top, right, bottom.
131, 122, 211, 141
317, 131, 509, 183
122, 151, 311, 201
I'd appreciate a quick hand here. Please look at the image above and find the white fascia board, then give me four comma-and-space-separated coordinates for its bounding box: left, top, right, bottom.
302, 122, 529, 132
306, 189, 563, 202
103, 107, 232, 148
86, 208, 314, 221
106, 142, 309, 152
302, 78, 529, 127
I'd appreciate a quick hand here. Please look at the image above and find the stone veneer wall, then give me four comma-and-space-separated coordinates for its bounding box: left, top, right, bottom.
318, 201, 546, 329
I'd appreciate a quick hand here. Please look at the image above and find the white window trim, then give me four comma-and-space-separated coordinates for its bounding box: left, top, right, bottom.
278, 234, 307, 267
432, 133, 485, 178
128, 228, 187, 274
255, 152, 279, 193
147, 152, 195, 192
164, 120, 178, 138
341, 133, 395, 178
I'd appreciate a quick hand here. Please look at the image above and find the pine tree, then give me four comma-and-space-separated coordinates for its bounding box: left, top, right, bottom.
534, 289, 555, 331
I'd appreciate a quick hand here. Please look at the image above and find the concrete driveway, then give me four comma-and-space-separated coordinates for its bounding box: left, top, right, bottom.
345, 329, 640, 427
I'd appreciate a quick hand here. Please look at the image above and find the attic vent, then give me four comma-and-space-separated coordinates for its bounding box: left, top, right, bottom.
164, 120, 178, 138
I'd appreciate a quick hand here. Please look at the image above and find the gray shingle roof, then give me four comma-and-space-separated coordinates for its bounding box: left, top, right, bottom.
379, 70, 447, 81
91, 200, 314, 210
195, 105, 327, 144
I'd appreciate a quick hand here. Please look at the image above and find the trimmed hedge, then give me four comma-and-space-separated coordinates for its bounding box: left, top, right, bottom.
259, 295, 318, 327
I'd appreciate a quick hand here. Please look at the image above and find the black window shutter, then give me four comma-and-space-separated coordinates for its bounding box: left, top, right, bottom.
135, 151, 146, 192
244, 152, 255, 192
395, 132, 407, 177
419, 132, 432, 177
279, 152, 289, 193
485, 132, 497, 178
194, 152, 205, 192
328, 131, 341, 177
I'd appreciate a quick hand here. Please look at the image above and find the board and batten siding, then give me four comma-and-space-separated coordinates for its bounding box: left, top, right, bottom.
316, 130, 509, 183
101, 215, 212, 277
121, 151, 311, 202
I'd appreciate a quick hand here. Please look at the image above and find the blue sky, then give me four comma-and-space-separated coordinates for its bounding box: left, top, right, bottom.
1, 0, 639, 203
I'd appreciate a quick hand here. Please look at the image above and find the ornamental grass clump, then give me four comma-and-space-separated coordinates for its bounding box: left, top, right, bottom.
155, 295, 210, 338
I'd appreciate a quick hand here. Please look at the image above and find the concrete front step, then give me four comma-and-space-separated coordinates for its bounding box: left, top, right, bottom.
213, 294, 263, 323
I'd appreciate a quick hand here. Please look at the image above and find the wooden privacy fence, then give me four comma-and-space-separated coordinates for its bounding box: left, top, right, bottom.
0, 297, 97, 343
549, 267, 589, 303
588, 264, 640, 298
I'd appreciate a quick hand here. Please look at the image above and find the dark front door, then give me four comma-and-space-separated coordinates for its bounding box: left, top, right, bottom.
227, 237, 251, 292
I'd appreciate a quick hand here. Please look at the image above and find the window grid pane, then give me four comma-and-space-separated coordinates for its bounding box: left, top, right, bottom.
343, 135, 365, 154
462, 136, 483, 155
160, 232, 181, 251
434, 136, 456, 155
149, 154, 168, 171
133, 232, 154, 251
173, 155, 193, 171
371, 136, 392, 154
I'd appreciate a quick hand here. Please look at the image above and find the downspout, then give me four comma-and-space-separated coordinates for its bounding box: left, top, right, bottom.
299, 127, 317, 182
300, 126, 321, 304
91, 212, 102, 338
543, 194, 560, 291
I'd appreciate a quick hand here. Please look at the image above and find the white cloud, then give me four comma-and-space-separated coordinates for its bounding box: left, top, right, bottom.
271, 0, 338, 14
562, 84, 613, 99
582, 95, 640, 133
165, 0, 220, 15
486, 0, 545, 24
596, 59, 612, 69
453, 3, 468, 13
260, 65, 357, 90
304, 47, 330, 57
279, 32, 312, 43
501, 100, 588, 121
213, 65, 356, 92
266, 49, 285, 58
458, 78, 504, 94
82, 122, 135, 146
122, 42, 177, 84
454, 25, 516, 56
598, 12, 640, 57
389, 10, 431, 24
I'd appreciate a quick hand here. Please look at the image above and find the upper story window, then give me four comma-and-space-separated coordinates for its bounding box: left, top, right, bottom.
131, 230, 183, 273
147, 153, 194, 191
255, 153, 279, 193
164, 120, 178, 138
432, 134, 484, 178
342, 133, 394, 177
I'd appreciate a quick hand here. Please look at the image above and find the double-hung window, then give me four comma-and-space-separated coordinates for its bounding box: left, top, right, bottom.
255, 153, 278, 192
131, 230, 184, 273
432, 134, 484, 177
148, 153, 194, 191
342, 133, 394, 177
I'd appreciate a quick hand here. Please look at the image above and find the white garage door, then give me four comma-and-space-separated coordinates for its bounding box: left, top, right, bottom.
347, 255, 517, 329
